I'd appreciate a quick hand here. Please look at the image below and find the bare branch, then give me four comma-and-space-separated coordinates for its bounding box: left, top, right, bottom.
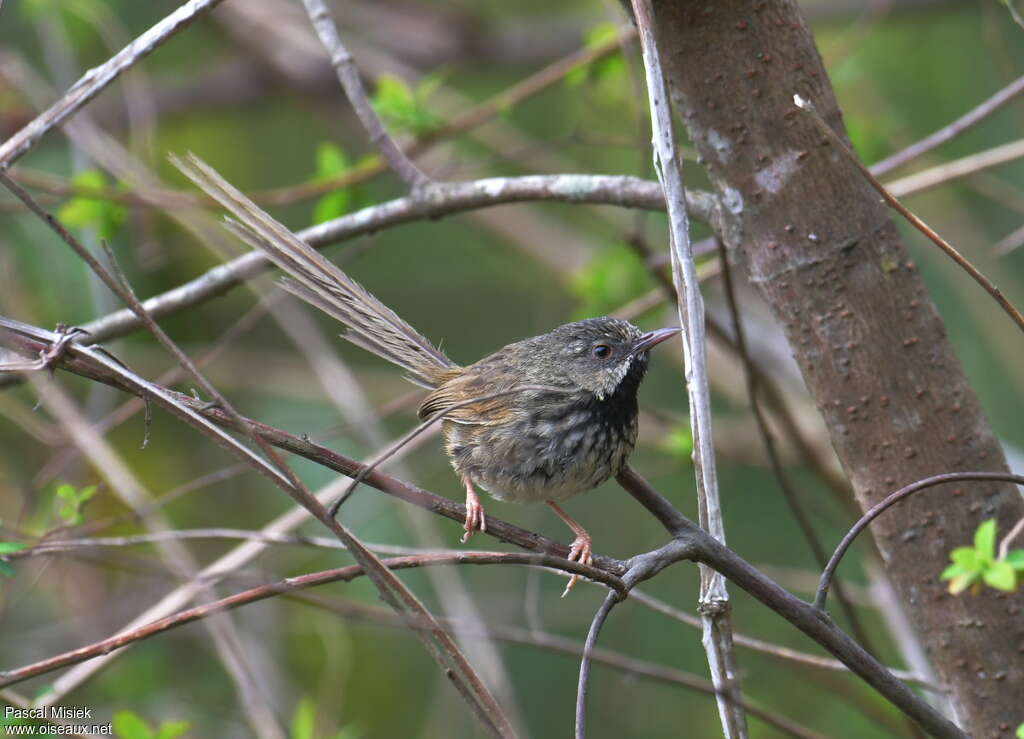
0, 0, 228, 166
300, 0, 430, 189
629, 1, 746, 735
870, 73, 1024, 176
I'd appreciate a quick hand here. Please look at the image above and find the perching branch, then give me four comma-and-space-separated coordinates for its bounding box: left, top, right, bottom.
0, 319, 966, 738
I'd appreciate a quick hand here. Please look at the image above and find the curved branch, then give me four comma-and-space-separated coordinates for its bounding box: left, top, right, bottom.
575, 591, 622, 739
814, 471, 1024, 611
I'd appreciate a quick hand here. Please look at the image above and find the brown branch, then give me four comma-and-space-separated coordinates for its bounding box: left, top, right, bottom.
300, 0, 430, 189
870, 73, 1024, 176
0, 0, 228, 166
0, 552, 621, 690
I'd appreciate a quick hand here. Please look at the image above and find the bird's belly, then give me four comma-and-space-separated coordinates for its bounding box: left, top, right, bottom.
442, 407, 638, 505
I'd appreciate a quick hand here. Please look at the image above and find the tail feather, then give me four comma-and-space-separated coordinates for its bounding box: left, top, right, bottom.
173, 153, 455, 387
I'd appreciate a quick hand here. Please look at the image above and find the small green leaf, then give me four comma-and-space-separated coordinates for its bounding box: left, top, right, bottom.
1016, 722, 1023, 739
570, 244, 649, 319
584, 23, 618, 50
974, 519, 997, 563
310, 142, 352, 224
313, 192, 348, 224
113, 711, 155, 739
56, 483, 77, 502
945, 572, 977, 595
0, 542, 26, 555
940, 562, 968, 580
291, 697, 316, 739
57, 170, 127, 241
949, 546, 980, 571
154, 720, 190, 739
662, 425, 694, 461
982, 560, 1017, 591
1005, 549, 1024, 571
77, 485, 97, 503
371, 73, 440, 135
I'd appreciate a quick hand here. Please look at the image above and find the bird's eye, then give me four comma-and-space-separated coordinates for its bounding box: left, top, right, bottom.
592, 343, 613, 359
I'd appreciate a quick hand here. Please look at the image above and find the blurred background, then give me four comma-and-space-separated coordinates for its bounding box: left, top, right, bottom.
1, 1, 1024, 737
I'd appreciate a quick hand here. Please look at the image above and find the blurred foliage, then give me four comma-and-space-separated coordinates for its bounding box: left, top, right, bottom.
0, 1, 1023, 738
942, 519, 1024, 593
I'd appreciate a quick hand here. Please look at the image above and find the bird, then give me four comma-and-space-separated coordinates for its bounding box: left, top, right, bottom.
174, 154, 680, 592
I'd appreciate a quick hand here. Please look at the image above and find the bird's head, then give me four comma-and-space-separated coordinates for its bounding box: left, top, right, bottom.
524, 317, 679, 400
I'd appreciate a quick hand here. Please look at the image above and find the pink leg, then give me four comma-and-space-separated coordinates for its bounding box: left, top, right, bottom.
547, 502, 593, 596
461, 477, 486, 543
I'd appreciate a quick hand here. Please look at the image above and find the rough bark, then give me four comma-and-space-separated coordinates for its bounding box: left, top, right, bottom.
654, 2, 1024, 737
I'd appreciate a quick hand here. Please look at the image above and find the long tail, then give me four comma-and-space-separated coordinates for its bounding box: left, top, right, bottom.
172, 153, 455, 387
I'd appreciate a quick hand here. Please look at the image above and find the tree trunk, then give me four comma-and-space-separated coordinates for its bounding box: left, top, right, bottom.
654, 2, 1024, 737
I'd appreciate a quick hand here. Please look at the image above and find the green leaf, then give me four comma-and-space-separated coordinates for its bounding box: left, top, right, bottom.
77, 485, 98, 504
662, 425, 694, 461
311, 142, 352, 224
945, 572, 977, 595
0, 561, 15, 578
56, 483, 78, 502
948, 546, 980, 571
371, 73, 440, 136
1005, 549, 1024, 571
940, 562, 968, 580
570, 244, 649, 319
154, 720, 190, 739
291, 697, 316, 739
315, 142, 348, 179
1016, 722, 1024, 739
0, 542, 26, 555
982, 560, 1017, 591
974, 519, 997, 564
113, 711, 155, 739
584, 23, 618, 50
57, 170, 127, 241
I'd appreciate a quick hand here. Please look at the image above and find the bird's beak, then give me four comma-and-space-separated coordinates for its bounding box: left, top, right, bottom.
632, 327, 681, 355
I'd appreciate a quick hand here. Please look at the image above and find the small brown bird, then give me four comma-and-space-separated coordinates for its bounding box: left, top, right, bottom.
175, 155, 679, 591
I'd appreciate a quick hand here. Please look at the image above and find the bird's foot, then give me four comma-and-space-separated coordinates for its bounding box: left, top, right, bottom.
461, 479, 486, 543
562, 531, 593, 597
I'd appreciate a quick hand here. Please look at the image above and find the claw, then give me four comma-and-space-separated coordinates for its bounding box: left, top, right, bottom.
461, 478, 485, 543
547, 502, 593, 597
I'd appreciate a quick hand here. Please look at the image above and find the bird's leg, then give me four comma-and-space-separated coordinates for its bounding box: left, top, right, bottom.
546, 502, 593, 596
461, 476, 486, 543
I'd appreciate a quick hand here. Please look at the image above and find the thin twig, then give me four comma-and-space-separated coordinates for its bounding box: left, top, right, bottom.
998, 516, 1024, 560
870, 73, 1024, 176
575, 591, 623, 739
794, 95, 1024, 335
630, 1, 747, 735
300, 0, 430, 189
0, 552, 623, 690
887, 138, 1024, 198
0, 0, 227, 166
814, 471, 1024, 611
